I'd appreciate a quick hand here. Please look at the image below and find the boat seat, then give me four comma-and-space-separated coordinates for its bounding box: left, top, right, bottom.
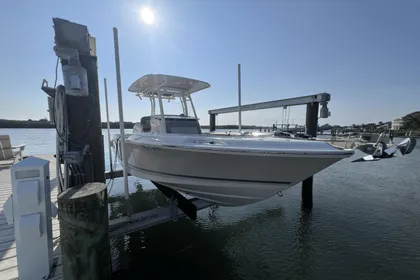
140, 116, 151, 132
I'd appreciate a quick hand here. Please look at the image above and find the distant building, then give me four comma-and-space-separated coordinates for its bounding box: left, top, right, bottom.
391, 118, 404, 130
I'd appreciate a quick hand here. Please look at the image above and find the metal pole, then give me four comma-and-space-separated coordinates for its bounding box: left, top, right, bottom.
103, 78, 113, 175
238, 63, 242, 131
113, 27, 129, 201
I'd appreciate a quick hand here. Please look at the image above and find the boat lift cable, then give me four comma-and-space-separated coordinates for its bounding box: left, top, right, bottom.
281, 107, 288, 131
52, 58, 70, 146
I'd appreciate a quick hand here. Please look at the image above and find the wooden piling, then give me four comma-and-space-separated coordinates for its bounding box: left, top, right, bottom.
52, 18, 110, 280
302, 102, 319, 209
58, 183, 111, 280
65, 54, 105, 184
53, 18, 105, 186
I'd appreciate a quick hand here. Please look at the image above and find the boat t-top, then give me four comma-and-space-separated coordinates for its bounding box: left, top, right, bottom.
113, 74, 354, 206
130, 73, 208, 135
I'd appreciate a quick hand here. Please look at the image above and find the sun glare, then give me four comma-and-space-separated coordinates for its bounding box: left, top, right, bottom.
140, 7, 155, 25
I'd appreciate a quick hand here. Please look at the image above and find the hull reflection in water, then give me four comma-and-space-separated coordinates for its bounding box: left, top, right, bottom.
108, 181, 289, 279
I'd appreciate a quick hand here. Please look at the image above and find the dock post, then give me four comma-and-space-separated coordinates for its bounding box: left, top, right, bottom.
76, 54, 105, 183
58, 183, 111, 280
52, 18, 109, 279
302, 102, 319, 209
52, 18, 105, 186
210, 113, 216, 132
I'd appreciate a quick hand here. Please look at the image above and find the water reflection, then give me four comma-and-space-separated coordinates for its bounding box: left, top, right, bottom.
109, 180, 288, 279
291, 209, 314, 279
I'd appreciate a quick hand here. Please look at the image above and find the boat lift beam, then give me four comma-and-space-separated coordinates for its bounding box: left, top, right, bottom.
209, 93, 330, 115
208, 93, 331, 131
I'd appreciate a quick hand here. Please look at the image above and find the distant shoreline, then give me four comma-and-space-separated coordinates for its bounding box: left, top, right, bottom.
0, 119, 269, 130
1, 119, 419, 138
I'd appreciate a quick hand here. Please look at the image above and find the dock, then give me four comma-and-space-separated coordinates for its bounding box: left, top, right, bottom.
0, 155, 63, 280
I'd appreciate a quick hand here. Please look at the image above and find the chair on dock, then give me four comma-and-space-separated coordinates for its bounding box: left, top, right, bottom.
0, 135, 26, 167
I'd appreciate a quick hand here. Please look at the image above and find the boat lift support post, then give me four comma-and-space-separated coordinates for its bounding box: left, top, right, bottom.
46, 18, 111, 280
208, 93, 331, 209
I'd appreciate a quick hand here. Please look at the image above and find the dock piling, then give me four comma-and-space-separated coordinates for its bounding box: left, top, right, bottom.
52, 18, 105, 186
58, 183, 111, 280
302, 102, 319, 209
52, 18, 109, 279
210, 113, 216, 132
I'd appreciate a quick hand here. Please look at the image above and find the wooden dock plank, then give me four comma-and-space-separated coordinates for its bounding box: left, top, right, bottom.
0, 155, 62, 280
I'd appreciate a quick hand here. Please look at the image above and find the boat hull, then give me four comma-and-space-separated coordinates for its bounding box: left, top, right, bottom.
119, 136, 351, 206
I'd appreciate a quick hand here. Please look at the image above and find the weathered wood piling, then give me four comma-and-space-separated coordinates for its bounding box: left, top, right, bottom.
52, 18, 109, 279
58, 183, 111, 280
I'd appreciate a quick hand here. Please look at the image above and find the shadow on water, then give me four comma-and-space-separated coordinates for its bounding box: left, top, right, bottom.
109, 181, 288, 280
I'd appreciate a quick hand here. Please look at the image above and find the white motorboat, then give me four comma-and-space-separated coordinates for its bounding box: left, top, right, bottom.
113, 74, 354, 206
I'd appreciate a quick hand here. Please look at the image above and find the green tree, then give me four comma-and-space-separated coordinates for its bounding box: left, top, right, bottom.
402, 111, 420, 130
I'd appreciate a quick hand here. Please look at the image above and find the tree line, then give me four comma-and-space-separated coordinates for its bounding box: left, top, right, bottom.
1, 111, 419, 130
0, 119, 137, 129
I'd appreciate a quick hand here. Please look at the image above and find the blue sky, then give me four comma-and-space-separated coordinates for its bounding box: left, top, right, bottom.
0, 0, 419, 126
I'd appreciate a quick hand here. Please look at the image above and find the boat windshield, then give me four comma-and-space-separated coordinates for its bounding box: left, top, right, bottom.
165, 118, 202, 134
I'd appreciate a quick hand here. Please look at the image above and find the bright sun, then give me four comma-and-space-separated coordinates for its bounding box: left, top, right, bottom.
140, 7, 155, 25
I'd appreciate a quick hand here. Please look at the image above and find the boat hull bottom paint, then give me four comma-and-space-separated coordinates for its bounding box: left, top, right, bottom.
123, 142, 347, 206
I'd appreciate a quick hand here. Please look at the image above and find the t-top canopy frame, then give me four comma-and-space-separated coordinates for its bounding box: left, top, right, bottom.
127, 74, 211, 133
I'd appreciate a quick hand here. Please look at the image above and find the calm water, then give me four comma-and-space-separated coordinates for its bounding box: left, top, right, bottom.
2, 128, 420, 280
